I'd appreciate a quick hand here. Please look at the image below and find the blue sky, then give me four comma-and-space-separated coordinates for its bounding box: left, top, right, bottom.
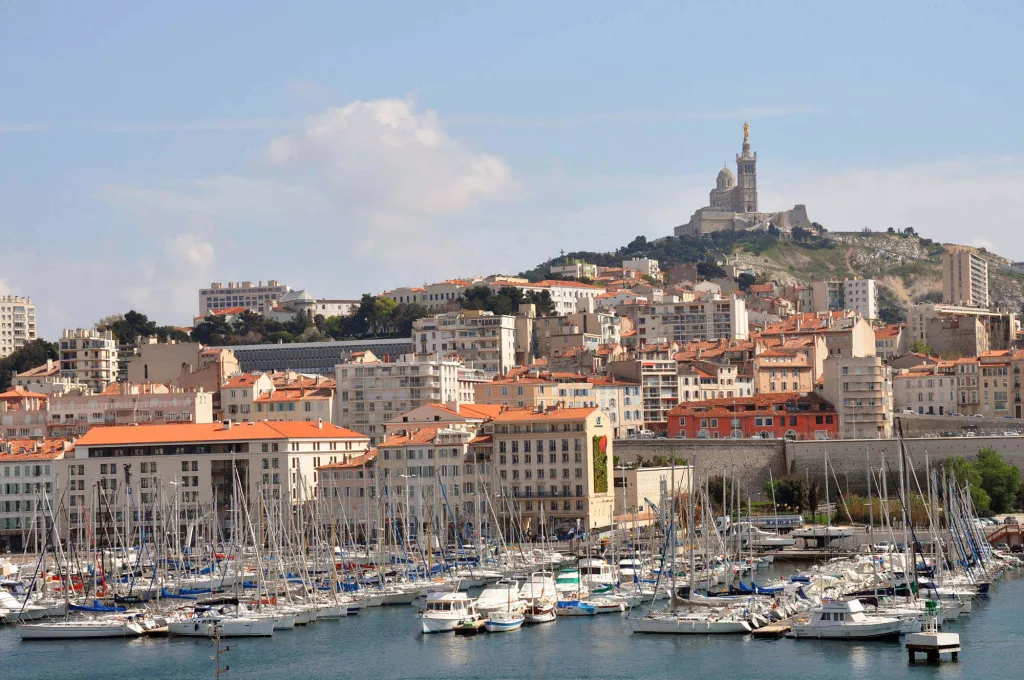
3, 1, 1024, 337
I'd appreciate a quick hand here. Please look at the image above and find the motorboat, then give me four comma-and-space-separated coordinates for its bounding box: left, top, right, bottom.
420, 592, 479, 634
578, 558, 617, 593
475, 579, 524, 616
484, 610, 525, 632
167, 597, 275, 637
789, 599, 901, 640
556, 600, 596, 616
729, 522, 796, 549
554, 569, 587, 598
19, 618, 145, 640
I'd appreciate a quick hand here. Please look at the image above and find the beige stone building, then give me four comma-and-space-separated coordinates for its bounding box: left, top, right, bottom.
753, 348, 815, 395
13, 360, 87, 396
0, 295, 36, 360
199, 280, 291, 316
613, 465, 692, 516
0, 438, 71, 551
819, 356, 893, 439
475, 407, 615, 536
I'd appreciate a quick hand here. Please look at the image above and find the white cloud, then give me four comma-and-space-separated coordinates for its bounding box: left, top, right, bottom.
266, 98, 513, 215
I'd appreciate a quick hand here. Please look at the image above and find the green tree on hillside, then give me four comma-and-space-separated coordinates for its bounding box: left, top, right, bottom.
0, 339, 59, 390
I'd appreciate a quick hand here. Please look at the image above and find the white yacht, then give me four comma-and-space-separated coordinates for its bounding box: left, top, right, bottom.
730, 522, 796, 549
475, 579, 524, 616
578, 558, 617, 594
19, 618, 146, 640
168, 598, 275, 638
789, 599, 901, 640
420, 592, 479, 634
484, 610, 525, 632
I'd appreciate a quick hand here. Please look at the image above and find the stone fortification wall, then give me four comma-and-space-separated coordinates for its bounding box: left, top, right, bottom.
786, 436, 1024, 497
613, 439, 785, 500
895, 414, 1020, 439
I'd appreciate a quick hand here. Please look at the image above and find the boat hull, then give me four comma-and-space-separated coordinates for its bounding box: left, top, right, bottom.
629, 616, 753, 634
19, 622, 143, 640
168, 618, 274, 637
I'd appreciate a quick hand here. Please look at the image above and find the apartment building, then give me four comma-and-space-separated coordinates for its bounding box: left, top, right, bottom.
819, 356, 893, 439
317, 449, 378, 541
642, 295, 748, 344
373, 426, 479, 541
221, 372, 335, 424
622, 258, 661, 280
590, 377, 644, 439
550, 260, 598, 281
809, 279, 878, 320
59, 328, 119, 392
335, 352, 466, 446
753, 348, 815, 394
954, 358, 981, 416
893, 363, 957, 416
477, 407, 616, 536
979, 350, 1012, 418
47, 383, 214, 437
0, 438, 71, 552
942, 247, 989, 307
57, 421, 369, 546
874, 325, 905, 360
384, 279, 475, 311
198, 280, 291, 315
0, 295, 36, 359
667, 392, 839, 441
608, 350, 679, 431
413, 310, 517, 376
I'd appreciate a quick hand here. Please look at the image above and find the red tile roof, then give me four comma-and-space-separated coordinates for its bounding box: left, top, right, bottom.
318, 449, 378, 470
0, 438, 73, 461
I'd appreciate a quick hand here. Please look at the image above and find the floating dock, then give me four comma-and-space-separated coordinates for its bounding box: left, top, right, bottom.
751, 618, 793, 639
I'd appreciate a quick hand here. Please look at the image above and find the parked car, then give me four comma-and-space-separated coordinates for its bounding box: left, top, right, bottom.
1012, 544, 1024, 554
973, 414, 985, 418
1002, 431, 1020, 437
995, 542, 1010, 551
900, 408, 915, 415
1003, 516, 1020, 525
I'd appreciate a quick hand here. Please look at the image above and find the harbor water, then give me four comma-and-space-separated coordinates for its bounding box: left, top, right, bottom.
1, 573, 1021, 680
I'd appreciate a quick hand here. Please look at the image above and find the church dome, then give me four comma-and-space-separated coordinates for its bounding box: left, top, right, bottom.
716, 166, 735, 189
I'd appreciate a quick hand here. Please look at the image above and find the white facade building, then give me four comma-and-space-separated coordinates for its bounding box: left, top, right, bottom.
622, 258, 661, 280
413, 310, 517, 376
59, 329, 119, 392
644, 295, 749, 343
0, 295, 36, 359
336, 352, 466, 446
810, 279, 878, 320
57, 421, 369, 547
198, 280, 291, 316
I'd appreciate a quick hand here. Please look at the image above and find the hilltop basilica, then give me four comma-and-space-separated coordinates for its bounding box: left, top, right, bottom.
674, 123, 811, 237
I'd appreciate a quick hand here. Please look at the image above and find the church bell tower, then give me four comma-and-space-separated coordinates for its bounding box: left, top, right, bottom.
735, 122, 758, 213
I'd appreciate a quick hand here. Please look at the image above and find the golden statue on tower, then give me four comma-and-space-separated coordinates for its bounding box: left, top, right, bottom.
743, 121, 749, 142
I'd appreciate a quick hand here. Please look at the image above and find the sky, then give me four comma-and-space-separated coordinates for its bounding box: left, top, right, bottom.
3, 1, 1024, 338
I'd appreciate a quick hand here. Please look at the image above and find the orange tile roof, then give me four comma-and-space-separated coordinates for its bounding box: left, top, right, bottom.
0, 386, 48, 400
874, 325, 903, 338
74, 421, 369, 447
318, 448, 377, 470
378, 427, 445, 447
534, 280, 604, 290
223, 374, 261, 388
255, 387, 334, 402
492, 407, 598, 422
15, 363, 59, 378
0, 438, 73, 461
